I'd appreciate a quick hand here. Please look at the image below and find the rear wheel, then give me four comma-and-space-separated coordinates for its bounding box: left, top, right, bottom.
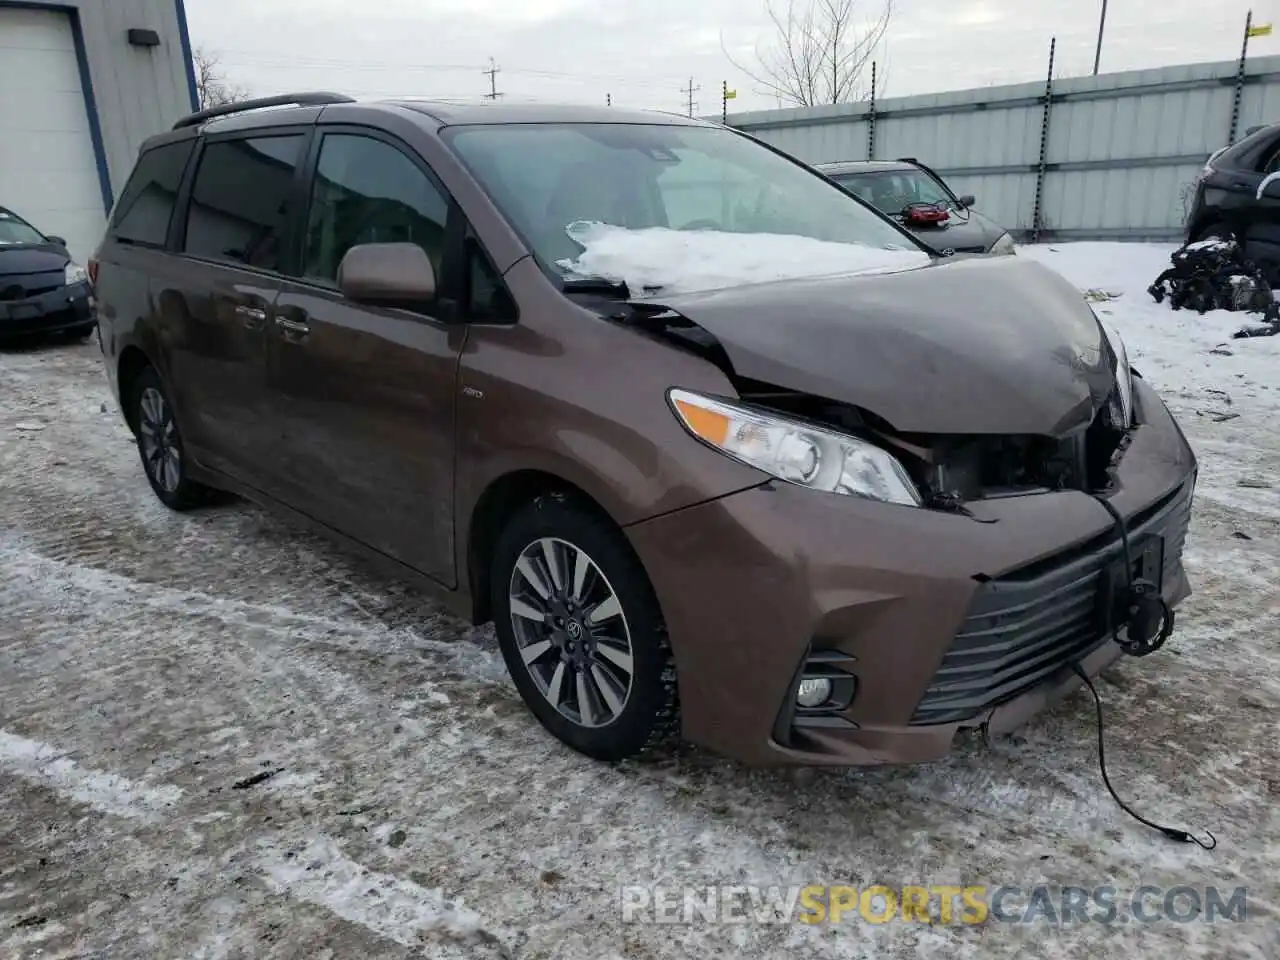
129, 366, 217, 511
490, 493, 679, 762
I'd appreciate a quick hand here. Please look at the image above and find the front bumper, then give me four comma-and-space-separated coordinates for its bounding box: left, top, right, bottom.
0, 280, 95, 338
626, 378, 1196, 766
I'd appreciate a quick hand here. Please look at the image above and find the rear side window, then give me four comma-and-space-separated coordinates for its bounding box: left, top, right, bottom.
183, 134, 305, 271
302, 133, 449, 284
110, 140, 195, 247
1259, 137, 1280, 174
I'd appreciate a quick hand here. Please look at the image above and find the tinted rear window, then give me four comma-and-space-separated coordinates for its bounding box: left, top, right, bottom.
183, 134, 305, 272
110, 140, 195, 247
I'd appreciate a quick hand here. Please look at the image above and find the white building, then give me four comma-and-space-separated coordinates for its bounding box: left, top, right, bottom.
0, 0, 197, 261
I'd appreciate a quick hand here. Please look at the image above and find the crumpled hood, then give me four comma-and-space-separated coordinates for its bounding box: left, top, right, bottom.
0, 244, 70, 277
645, 254, 1115, 436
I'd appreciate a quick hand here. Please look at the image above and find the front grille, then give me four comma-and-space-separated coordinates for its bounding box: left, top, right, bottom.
0, 278, 60, 301
910, 478, 1193, 725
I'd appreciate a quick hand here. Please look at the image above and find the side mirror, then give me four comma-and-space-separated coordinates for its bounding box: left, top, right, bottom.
337, 242, 436, 306
957, 195, 976, 209
45, 235, 67, 247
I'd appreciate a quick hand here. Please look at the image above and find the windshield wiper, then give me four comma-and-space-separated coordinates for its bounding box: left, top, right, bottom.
561, 276, 632, 298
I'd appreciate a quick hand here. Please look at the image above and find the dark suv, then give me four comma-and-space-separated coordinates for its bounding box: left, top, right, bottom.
1185, 120, 1280, 277
94, 93, 1195, 768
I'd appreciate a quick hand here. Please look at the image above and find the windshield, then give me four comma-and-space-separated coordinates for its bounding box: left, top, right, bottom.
0, 208, 46, 245
831, 170, 955, 215
443, 123, 921, 275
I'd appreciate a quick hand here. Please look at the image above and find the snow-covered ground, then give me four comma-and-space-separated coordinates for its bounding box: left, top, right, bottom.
1, 242, 1277, 959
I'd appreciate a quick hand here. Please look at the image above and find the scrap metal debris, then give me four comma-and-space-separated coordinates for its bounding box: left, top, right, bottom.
1148, 238, 1280, 338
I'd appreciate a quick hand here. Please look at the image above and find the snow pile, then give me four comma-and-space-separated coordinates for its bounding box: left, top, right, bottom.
1020, 242, 1280, 410
555, 220, 929, 296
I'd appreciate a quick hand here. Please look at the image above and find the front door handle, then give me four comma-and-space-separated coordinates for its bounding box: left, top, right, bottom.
275, 316, 311, 339
234, 304, 267, 330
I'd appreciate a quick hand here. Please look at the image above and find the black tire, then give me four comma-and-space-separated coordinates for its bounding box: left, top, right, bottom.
490, 492, 679, 762
128, 365, 216, 511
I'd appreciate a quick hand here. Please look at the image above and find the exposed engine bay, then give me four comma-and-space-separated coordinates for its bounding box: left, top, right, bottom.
733, 377, 1133, 507
609, 299, 1135, 510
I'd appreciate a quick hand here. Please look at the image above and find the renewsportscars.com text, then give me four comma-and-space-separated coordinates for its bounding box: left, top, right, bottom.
619, 884, 1249, 926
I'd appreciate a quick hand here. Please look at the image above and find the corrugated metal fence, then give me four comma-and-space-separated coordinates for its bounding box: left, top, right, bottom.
725, 54, 1280, 242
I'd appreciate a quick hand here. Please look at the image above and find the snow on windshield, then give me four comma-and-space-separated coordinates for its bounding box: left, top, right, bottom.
556, 221, 930, 297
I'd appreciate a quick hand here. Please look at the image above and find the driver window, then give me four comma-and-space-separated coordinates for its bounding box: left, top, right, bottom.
302, 134, 449, 284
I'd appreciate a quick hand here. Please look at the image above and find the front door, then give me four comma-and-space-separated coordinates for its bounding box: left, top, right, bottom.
267, 130, 464, 586
161, 131, 309, 490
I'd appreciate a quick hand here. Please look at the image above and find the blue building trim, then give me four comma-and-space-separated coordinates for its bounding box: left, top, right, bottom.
0, 1, 114, 213
174, 0, 198, 111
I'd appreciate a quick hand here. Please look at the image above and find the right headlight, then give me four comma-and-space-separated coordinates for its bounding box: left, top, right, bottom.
668, 388, 922, 506
989, 232, 1017, 256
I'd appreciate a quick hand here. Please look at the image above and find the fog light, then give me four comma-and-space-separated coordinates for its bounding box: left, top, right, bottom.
796, 677, 832, 708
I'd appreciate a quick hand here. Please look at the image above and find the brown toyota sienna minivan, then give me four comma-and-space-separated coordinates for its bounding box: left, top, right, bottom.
93, 93, 1196, 767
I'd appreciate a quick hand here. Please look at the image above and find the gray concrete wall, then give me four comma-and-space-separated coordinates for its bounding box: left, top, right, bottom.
69, 0, 198, 204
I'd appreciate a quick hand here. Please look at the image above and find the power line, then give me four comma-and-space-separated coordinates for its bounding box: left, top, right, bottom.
680, 76, 700, 117
217, 51, 688, 90
482, 57, 502, 99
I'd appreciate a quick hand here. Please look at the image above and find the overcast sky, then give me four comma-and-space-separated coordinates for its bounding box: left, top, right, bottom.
186, 0, 1279, 114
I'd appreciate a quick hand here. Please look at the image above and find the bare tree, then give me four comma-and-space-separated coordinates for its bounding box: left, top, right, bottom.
725, 0, 892, 107
193, 46, 250, 109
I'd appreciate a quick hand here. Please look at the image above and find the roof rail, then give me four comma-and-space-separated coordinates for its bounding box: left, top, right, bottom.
172, 92, 356, 130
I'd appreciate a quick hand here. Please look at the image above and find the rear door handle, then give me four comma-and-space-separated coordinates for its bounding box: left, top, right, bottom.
234, 304, 267, 330
275, 316, 310, 338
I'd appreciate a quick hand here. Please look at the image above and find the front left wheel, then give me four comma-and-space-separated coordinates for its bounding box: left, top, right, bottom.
491, 493, 679, 762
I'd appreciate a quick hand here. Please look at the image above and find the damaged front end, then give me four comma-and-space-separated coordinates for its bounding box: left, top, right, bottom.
604, 255, 1141, 514
580, 256, 1195, 763
731, 372, 1137, 511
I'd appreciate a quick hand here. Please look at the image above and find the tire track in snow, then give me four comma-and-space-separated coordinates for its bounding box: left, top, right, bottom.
0, 730, 183, 820
0, 728, 515, 957
0, 530, 520, 955
0, 535, 509, 688
258, 835, 508, 956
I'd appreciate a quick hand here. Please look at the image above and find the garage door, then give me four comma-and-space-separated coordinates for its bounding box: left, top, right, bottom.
0, 7, 106, 264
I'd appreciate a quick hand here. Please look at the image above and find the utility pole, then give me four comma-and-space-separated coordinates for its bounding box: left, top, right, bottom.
720, 81, 737, 125
482, 57, 502, 99
1229, 9, 1269, 143
1092, 0, 1108, 75
681, 77, 700, 117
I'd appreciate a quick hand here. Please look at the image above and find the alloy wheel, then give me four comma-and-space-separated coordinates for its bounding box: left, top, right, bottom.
507, 537, 634, 728
138, 386, 181, 493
